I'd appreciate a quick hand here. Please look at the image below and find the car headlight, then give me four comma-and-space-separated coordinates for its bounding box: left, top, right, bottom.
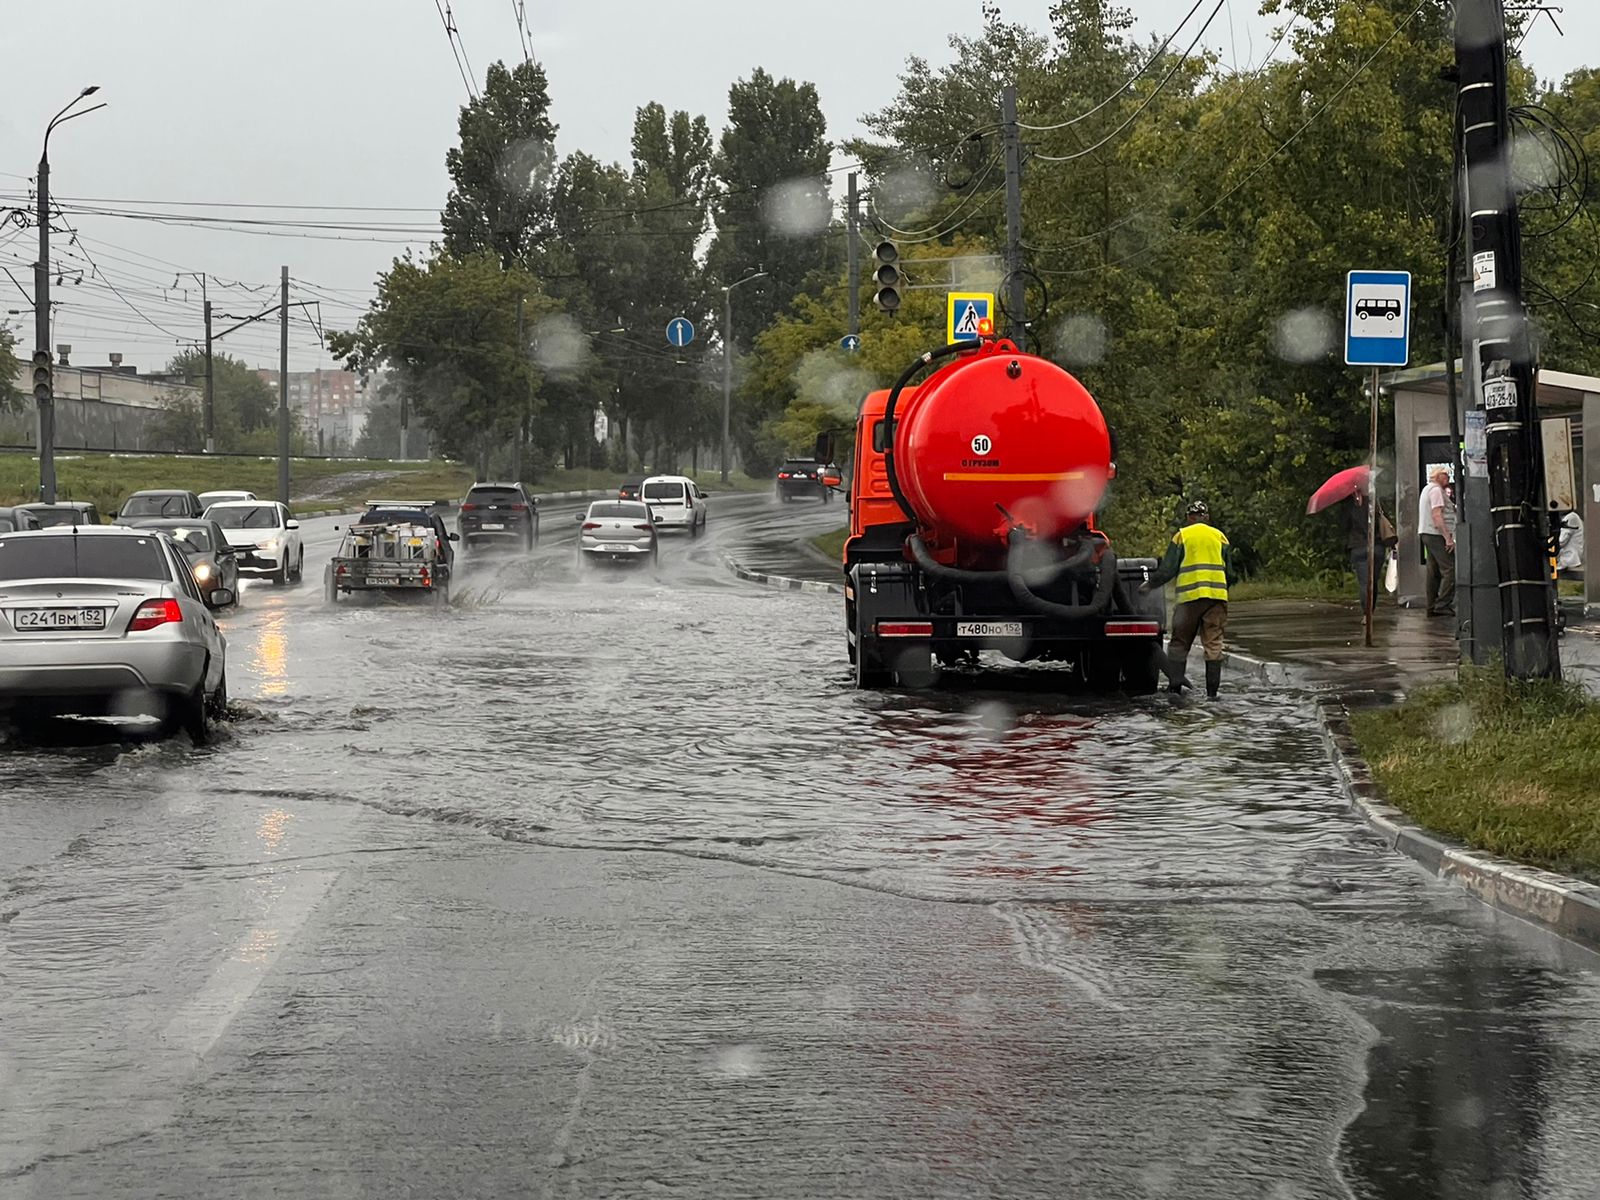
194, 563, 215, 580
261, 537, 279, 551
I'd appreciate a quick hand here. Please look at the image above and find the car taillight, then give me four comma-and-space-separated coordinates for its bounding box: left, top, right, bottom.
129, 598, 183, 631
509, 503, 528, 511
461, 503, 480, 511
634, 523, 653, 531
582, 521, 602, 530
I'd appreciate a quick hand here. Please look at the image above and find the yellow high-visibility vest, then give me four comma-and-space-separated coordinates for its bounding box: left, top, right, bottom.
1173, 523, 1229, 602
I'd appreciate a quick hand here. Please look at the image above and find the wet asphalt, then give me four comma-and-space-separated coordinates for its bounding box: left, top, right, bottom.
2, 493, 1598, 1199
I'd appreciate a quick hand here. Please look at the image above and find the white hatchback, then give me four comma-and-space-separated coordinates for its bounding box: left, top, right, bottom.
640, 476, 708, 536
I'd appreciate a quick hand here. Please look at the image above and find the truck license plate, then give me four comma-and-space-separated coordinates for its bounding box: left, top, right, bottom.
957, 621, 1023, 638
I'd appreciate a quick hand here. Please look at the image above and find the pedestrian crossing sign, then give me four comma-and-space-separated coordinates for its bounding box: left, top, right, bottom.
947, 292, 995, 344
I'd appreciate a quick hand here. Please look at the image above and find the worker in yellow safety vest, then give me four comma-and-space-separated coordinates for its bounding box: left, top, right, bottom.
1140, 500, 1238, 697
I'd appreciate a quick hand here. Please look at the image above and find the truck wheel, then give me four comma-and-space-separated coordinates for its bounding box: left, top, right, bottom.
854, 641, 893, 689
1123, 643, 1163, 696
1086, 648, 1121, 694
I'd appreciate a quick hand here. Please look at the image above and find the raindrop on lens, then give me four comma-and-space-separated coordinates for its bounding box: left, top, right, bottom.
1053, 315, 1108, 366
1273, 308, 1334, 363
761, 178, 831, 239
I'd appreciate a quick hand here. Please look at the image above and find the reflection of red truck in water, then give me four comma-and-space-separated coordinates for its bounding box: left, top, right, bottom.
839, 338, 1167, 691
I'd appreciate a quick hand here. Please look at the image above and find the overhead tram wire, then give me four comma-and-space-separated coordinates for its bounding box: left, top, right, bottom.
1030, 0, 1228, 165
433, 0, 478, 100
866, 153, 1003, 243
1032, 0, 1428, 278
1018, 0, 1213, 133
51, 200, 188, 339
1020, 11, 1301, 257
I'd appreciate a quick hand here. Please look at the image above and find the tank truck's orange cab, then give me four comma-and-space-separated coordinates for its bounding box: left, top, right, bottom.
840, 338, 1166, 691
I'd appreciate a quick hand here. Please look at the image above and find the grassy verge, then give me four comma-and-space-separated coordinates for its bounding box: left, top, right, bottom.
528, 467, 771, 495
810, 527, 848, 561
1231, 573, 1357, 604
0, 452, 473, 517
1349, 670, 1600, 883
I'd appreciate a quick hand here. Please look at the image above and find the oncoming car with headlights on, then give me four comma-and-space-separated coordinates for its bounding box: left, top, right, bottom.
0, 525, 232, 741
204, 500, 304, 585
577, 500, 658, 567
124, 518, 239, 606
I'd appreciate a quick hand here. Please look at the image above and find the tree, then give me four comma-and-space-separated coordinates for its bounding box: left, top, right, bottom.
707, 69, 835, 348
0, 322, 18, 413
161, 350, 278, 449
441, 60, 559, 269
327, 252, 560, 474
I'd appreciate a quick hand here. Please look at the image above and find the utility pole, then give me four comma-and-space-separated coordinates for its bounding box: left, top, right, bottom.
846, 171, 860, 339
1454, 0, 1560, 679
278, 265, 290, 506
202, 290, 215, 454
1001, 84, 1026, 342
514, 295, 525, 481
35, 141, 53, 502
721, 285, 733, 484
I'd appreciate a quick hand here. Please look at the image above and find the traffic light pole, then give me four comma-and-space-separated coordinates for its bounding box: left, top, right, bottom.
1454, 0, 1560, 679
1001, 84, 1026, 342
35, 145, 54, 503
846, 172, 860, 339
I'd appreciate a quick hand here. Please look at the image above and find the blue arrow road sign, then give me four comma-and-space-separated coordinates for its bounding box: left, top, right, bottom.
1344, 270, 1411, 367
666, 316, 695, 348
839, 334, 860, 353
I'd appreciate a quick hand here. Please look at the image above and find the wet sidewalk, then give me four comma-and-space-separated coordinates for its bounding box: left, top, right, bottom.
1227, 599, 1600, 699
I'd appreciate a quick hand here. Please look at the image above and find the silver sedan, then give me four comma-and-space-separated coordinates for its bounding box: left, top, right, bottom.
576, 500, 659, 567
0, 526, 232, 741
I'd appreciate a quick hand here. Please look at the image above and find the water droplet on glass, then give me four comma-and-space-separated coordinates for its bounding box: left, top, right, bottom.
761, 178, 831, 240
1053, 314, 1108, 365
1273, 308, 1334, 363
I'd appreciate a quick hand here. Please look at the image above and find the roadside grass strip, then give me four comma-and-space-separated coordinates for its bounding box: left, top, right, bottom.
1349, 670, 1600, 885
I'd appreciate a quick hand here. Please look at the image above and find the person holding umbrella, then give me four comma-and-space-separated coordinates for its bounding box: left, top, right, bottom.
1307, 465, 1394, 610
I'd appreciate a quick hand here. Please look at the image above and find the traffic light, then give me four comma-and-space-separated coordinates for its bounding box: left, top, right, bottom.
31, 350, 51, 406
872, 241, 901, 313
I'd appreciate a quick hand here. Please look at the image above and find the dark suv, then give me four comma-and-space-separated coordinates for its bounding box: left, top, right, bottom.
776, 460, 830, 503
458, 482, 540, 551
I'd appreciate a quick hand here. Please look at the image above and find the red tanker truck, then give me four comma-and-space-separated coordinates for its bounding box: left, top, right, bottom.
839, 337, 1167, 691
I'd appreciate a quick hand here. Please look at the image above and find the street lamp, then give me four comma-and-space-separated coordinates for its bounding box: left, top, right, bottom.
36, 86, 105, 503
721, 269, 767, 483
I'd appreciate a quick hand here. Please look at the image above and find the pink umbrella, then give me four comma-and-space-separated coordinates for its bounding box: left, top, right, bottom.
1307, 465, 1371, 515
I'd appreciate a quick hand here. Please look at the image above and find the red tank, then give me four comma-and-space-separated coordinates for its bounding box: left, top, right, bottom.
894, 342, 1111, 564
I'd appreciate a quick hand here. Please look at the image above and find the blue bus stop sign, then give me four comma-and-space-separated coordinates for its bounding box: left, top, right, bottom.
1344, 270, 1411, 367
666, 317, 695, 348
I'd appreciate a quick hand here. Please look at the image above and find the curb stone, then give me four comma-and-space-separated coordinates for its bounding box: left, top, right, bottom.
720, 552, 843, 596
1317, 698, 1600, 953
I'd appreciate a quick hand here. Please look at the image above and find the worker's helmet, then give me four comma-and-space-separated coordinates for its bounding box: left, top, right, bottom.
1186, 500, 1209, 518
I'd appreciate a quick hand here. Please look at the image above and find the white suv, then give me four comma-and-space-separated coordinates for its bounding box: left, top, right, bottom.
203, 500, 304, 584
640, 475, 708, 536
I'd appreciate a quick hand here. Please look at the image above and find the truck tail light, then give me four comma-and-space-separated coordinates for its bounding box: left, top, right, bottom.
1105, 620, 1161, 637
129, 598, 183, 631
877, 621, 933, 638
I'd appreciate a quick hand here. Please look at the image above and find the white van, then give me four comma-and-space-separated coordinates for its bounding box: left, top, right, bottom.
640, 475, 708, 536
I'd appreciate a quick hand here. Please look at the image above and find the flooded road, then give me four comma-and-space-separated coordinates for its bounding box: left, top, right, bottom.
2, 495, 1598, 1198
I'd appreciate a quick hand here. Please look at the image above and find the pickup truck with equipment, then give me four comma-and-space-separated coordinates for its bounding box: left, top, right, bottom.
327, 503, 456, 605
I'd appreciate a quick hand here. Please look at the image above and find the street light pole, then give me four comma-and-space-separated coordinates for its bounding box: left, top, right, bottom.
720, 269, 767, 484
34, 86, 103, 503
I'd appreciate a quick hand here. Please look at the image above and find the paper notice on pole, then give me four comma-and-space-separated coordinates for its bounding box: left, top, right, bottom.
1465, 409, 1488, 477
1482, 377, 1517, 410
1473, 251, 1497, 292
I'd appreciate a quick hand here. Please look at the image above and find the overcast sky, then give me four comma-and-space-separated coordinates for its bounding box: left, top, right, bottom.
0, 0, 1591, 372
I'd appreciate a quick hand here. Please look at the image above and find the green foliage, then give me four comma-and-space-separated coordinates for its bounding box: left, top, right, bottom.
707, 69, 835, 347
1351, 669, 1600, 881
0, 322, 18, 413
441, 60, 558, 268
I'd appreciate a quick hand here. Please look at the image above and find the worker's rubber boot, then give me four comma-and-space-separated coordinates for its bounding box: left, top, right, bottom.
1164, 655, 1190, 694
1205, 660, 1222, 699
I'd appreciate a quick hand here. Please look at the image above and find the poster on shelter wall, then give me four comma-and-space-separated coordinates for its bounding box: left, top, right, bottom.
1541, 417, 1576, 512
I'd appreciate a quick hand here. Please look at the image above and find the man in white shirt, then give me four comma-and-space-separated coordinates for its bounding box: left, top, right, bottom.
1417, 466, 1455, 616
